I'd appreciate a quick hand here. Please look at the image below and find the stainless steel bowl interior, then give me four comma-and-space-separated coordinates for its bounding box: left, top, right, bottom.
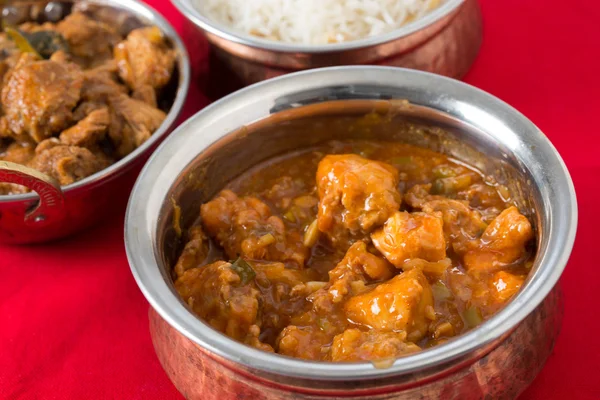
171, 0, 465, 53
126, 66, 577, 381
0, 0, 191, 202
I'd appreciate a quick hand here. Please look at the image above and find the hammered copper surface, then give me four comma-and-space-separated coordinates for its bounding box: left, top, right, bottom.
189, 0, 481, 84
150, 287, 562, 400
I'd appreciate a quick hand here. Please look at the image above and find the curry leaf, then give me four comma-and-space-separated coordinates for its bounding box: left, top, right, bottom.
24, 30, 69, 59
230, 258, 256, 285
5, 27, 41, 58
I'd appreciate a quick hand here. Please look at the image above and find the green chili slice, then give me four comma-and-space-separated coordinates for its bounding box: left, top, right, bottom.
463, 306, 483, 328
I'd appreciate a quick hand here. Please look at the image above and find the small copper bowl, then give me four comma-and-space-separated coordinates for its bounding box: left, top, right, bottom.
0, 0, 190, 244
171, 0, 482, 84
126, 67, 577, 399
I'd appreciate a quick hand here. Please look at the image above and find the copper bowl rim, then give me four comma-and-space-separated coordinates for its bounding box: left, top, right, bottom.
170, 0, 465, 53
0, 0, 191, 202
126, 66, 577, 381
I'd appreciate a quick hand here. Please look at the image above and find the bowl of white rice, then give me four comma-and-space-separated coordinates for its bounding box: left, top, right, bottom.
172, 0, 482, 84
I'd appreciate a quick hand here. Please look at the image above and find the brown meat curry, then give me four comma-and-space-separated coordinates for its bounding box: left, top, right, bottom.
173, 140, 535, 363
0, 10, 176, 195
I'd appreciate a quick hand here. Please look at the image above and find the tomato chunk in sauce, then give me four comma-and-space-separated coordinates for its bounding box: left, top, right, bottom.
173, 140, 535, 362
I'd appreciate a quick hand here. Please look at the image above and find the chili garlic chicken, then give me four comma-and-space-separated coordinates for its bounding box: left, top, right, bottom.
174, 140, 535, 362
0, 11, 176, 195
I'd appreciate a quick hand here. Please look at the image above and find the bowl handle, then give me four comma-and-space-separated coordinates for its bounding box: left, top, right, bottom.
0, 161, 65, 226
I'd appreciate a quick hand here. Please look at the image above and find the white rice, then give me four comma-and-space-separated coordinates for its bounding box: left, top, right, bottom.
195, 0, 444, 45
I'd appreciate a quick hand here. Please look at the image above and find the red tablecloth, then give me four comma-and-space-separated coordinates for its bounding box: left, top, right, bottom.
1, 1, 598, 399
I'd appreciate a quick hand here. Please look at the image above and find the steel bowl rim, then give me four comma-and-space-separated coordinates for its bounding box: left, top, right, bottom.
125, 66, 577, 380
170, 0, 465, 54
0, 0, 191, 203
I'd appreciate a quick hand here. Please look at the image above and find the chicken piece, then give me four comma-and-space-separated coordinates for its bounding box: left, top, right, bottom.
309, 241, 395, 313
114, 26, 175, 91
371, 211, 446, 267
344, 269, 433, 341
421, 199, 488, 255
132, 84, 158, 108
201, 190, 309, 268
73, 102, 106, 122
81, 68, 128, 104
49, 50, 72, 64
56, 12, 121, 67
1, 55, 83, 143
316, 154, 401, 244
87, 58, 120, 75
28, 144, 110, 185
59, 108, 109, 148
0, 117, 15, 139
108, 93, 166, 157
404, 183, 439, 208
330, 241, 395, 283
175, 261, 266, 345
276, 325, 331, 360
463, 207, 533, 273
173, 226, 210, 278
489, 271, 526, 303
405, 183, 491, 255
35, 137, 61, 154
329, 329, 420, 362
0, 140, 35, 165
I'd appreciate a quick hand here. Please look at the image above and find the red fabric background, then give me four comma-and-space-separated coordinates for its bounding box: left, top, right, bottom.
1, 0, 598, 399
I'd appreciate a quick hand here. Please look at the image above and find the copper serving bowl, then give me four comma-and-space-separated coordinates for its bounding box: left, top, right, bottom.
172, 0, 482, 85
126, 67, 577, 399
0, 0, 190, 244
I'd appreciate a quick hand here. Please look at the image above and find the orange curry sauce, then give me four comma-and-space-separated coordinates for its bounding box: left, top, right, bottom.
173, 140, 535, 362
